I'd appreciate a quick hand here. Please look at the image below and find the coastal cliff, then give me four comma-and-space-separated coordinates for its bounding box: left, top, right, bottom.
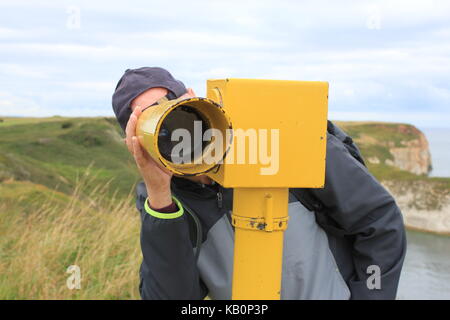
336, 122, 432, 175
336, 121, 449, 235
383, 179, 450, 235
387, 126, 432, 175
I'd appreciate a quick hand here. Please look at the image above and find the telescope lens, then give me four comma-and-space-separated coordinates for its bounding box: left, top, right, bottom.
158, 105, 211, 163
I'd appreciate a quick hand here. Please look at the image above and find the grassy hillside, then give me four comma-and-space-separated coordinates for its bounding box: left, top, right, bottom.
0, 117, 143, 299
0, 116, 140, 201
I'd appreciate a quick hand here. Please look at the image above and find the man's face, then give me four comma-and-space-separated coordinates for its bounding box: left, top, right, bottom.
130, 87, 196, 112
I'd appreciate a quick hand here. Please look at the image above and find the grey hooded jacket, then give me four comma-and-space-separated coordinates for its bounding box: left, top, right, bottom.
135, 123, 407, 300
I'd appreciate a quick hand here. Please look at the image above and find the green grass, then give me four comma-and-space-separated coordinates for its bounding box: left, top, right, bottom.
0, 180, 71, 216
0, 116, 140, 199
336, 121, 420, 147
0, 116, 71, 127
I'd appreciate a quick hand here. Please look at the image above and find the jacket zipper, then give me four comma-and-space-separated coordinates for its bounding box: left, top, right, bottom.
216, 190, 223, 209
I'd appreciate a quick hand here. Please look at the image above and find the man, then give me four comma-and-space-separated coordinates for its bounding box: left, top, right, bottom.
112, 67, 407, 300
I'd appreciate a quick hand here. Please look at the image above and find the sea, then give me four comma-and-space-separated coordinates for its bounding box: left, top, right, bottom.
396, 127, 450, 299
421, 127, 450, 178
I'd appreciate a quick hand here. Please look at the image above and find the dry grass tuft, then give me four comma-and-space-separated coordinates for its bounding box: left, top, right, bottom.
0, 171, 142, 299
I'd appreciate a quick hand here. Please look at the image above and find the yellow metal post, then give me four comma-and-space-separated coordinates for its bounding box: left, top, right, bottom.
231, 188, 289, 299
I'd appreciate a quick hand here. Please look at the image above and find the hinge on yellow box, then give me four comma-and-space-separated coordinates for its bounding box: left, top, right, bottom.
231, 215, 289, 232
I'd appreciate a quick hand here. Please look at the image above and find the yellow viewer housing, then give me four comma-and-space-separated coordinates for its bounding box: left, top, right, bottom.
206, 78, 329, 300
206, 78, 329, 188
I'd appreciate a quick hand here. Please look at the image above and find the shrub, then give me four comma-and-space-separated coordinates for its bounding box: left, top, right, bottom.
61, 122, 73, 129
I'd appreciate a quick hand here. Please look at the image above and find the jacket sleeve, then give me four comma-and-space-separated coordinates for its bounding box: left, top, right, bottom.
309, 133, 407, 300
135, 182, 208, 300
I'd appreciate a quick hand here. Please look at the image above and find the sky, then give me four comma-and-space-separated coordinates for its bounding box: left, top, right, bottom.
0, 0, 450, 129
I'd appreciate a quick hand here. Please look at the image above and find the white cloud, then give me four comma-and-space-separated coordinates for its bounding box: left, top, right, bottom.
0, 42, 171, 61
329, 110, 450, 128
0, 92, 42, 116
64, 81, 116, 92
0, 63, 56, 79
125, 30, 281, 48
0, 27, 21, 38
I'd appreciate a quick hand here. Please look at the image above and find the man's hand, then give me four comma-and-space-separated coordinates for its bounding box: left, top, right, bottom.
125, 106, 174, 209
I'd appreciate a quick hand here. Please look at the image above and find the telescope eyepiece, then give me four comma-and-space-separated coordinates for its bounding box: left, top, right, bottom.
157, 105, 211, 163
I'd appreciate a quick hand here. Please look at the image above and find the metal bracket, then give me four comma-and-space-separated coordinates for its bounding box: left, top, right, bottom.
231, 193, 289, 232
231, 215, 289, 232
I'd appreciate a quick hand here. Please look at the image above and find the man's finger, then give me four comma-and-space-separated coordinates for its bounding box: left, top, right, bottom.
134, 105, 143, 117
125, 114, 138, 153
126, 114, 137, 137
126, 106, 146, 154
132, 136, 145, 166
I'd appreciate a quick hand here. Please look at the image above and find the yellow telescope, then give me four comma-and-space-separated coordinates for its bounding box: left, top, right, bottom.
136, 96, 232, 176
136, 79, 328, 300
